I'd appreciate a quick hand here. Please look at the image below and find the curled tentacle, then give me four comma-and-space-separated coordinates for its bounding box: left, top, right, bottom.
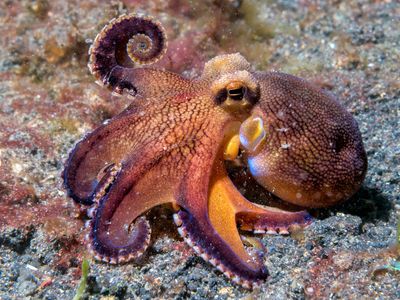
88, 215, 151, 264
86, 154, 175, 263
88, 14, 167, 95
173, 210, 267, 289
63, 108, 143, 205
176, 138, 269, 288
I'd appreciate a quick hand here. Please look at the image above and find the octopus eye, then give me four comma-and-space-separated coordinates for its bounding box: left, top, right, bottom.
211, 71, 260, 111
227, 82, 246, 101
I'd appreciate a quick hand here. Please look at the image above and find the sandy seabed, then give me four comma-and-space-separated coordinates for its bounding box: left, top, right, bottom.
0, 0, 399, 299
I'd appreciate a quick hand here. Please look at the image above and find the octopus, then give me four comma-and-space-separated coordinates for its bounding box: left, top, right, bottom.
63, 14, 367, 288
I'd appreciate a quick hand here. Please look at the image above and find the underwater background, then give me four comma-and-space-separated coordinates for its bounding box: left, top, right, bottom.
0, 0, 399, 299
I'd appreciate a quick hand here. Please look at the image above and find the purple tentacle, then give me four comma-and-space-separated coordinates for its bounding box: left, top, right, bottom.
84, 151, 175, 263
63, 108, 140, 205
174, 210, 268, 289
88, 14, 167, 95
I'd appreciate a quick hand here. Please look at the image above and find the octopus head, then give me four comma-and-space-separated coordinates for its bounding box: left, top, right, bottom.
201, 53, 367, 208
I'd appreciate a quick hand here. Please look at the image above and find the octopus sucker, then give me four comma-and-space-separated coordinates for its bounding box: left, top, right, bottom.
174, 209, 266, 289
63, 14, 367, 288
87, 214, 152, 264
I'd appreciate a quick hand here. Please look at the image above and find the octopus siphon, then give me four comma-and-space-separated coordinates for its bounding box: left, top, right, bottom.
63, 14, 367, 289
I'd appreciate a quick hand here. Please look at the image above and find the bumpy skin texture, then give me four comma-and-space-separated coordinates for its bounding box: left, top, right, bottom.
247, 72, 367, 208
63, 14, 367, 288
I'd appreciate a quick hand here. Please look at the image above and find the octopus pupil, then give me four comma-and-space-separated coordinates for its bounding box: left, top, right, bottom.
228, 87, 246, 101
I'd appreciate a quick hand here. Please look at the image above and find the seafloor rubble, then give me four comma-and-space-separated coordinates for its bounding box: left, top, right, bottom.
0, 0, 399, 299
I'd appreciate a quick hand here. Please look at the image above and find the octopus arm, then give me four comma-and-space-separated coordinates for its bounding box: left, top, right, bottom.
63, 108, 146, 205
87, 152, 175, 263
175, 139, 268, 288
89, 14, 194, 98
211, 160, 312, 234
105, 67, 194, 99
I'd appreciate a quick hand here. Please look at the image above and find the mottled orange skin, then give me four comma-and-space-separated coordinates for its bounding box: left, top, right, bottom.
247, 72, 367, 208
63, 14, 367, 288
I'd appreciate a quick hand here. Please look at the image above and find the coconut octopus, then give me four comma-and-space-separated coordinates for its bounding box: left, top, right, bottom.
63, 14, 367, 288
